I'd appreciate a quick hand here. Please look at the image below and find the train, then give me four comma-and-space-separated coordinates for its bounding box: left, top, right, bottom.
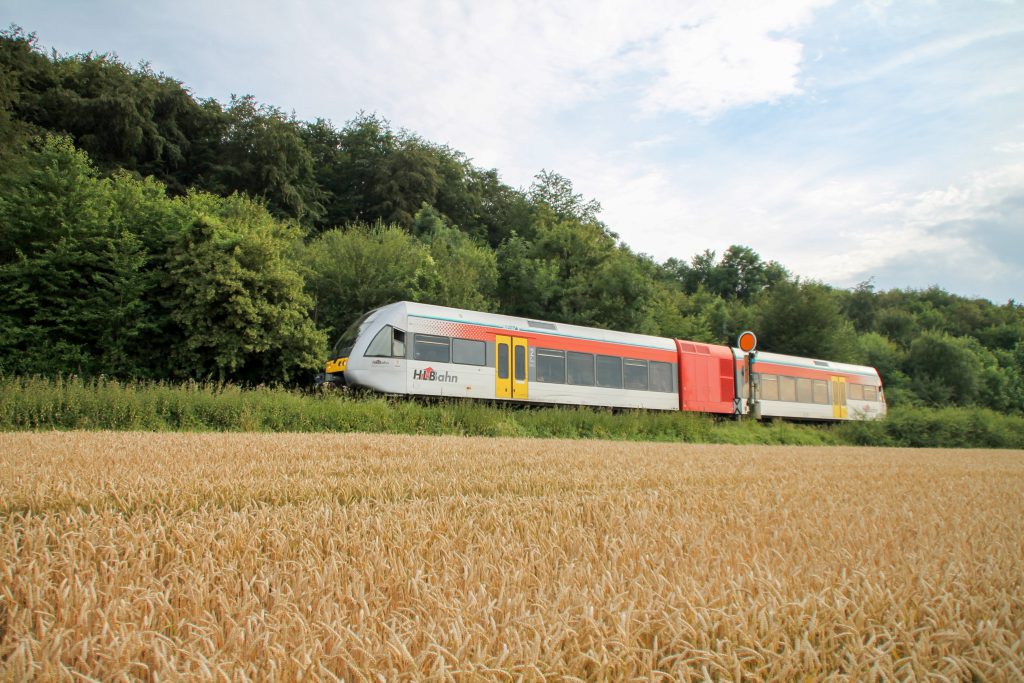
315, 301, 887, 421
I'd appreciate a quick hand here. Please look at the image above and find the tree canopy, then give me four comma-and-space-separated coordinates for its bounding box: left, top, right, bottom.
0, 26, 1021, 411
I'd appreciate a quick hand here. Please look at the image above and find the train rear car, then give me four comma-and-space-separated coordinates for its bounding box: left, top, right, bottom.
746, 350, 886, 421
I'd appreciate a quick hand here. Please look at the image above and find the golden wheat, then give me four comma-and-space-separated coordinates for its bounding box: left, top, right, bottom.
1, 432, 1022, 681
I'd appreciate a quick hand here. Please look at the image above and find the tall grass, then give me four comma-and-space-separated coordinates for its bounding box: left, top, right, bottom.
2, 375, 1022, 447
0, 375, 719, 442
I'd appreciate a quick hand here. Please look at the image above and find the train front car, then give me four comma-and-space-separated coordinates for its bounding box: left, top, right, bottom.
316, 303, 409, 393
400, 302, 680, 409
318, 301, 683, 409
743, 349, 887, 421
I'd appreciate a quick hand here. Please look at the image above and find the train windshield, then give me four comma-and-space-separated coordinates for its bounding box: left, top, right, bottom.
331, 310, 374, 358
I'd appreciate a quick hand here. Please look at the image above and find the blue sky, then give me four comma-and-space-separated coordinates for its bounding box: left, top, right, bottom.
4, 0, 1023, 303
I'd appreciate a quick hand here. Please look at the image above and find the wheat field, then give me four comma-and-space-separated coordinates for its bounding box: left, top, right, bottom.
0, 433, 1022, 681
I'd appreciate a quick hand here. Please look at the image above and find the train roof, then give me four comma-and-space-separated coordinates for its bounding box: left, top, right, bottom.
746, 349, 881, 380
368, 302, 882, 381
391, 301, 678, 351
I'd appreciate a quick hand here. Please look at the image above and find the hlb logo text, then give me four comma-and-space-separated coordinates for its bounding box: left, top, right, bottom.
413, 367, 458, 383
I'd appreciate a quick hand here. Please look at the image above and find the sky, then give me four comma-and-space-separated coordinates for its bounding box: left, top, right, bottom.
4, 0, 1023, 303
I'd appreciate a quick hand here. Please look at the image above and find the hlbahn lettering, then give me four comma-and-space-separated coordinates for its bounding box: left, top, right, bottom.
413, 367, 458, 383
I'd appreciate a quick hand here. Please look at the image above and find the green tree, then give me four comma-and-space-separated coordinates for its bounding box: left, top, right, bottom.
414, 206, 499, 311
713, 245, 767, 300
875, 307, 919, 347
669, 245, 786, 301
855, 332, 904, 383
841, 279, 878, 333
165, 192, 325, 383
0, 135, 151, 376
0, 27, 39, 156
210, 95, 322, 223
302, 224, 433, 342
464, 167, 533, 248
0, 28, 224, 193
646, 284, 716, 342
755, 280, 857, 360
529, 170, 602, 225
495, 232, 561, 320
523, 209, 617, 326
576, 248, 659, 333
369, 136, 444, 227
904, 332, 983, 406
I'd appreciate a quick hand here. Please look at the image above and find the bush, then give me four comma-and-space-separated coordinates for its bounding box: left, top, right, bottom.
836, 405, 1024, 449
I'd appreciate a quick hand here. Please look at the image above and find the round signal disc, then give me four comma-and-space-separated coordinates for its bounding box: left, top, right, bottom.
738, 331, 757, 353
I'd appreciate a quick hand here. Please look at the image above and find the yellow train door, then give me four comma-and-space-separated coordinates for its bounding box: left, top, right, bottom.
830, 376, 848, 419
496, 335, 511, 399
512, 336, 529, 400
495, 335, 528, 400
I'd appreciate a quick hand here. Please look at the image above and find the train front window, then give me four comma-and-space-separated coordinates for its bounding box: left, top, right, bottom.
365, 326, 394, 357
332, 311, 373, 358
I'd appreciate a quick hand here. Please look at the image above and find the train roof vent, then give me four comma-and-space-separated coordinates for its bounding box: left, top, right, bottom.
679, 342, 696, 353
528, 320, 557, 331
813, 360, 829, 367
696, 344, 710, 355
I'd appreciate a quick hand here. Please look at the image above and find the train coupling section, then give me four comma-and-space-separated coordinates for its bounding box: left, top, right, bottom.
314, 372, 347, 390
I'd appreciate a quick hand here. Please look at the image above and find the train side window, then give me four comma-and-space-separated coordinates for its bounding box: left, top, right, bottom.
514, 345, 526, 381
650, 361, 673, 393
596, 355, 623, 389
365, 325, 394, 357
536, 348, 566, 383
779, 376, 797, 402
848, 383, 864, 401
863, 385, 877, 401
623, 358, 649, 391
568, 352, 595, 386
813, 380, 828, 404
796, 378, 813, 403
413, 333, 450, 363
759, 374, 779, 401
452, 338, 486, 366
497, 344, 509, 379
392, 329, 406, 358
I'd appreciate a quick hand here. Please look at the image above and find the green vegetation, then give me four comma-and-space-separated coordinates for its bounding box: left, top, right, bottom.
3, 376, 1023, 448
1, 27, 1022, 427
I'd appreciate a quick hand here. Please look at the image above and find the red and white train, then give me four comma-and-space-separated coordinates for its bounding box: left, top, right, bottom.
317, 301, 886, 421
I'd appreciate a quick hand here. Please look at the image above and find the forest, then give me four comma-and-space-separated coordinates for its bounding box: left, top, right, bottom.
1, 27, 1022, 413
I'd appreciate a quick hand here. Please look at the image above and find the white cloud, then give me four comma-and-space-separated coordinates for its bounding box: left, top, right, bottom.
634, 2, 829, 117
569, 145, 1024, 301
246, 0, 834, 172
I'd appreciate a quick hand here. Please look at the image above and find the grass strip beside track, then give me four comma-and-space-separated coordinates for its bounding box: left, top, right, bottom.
2, 375, 1023, 448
